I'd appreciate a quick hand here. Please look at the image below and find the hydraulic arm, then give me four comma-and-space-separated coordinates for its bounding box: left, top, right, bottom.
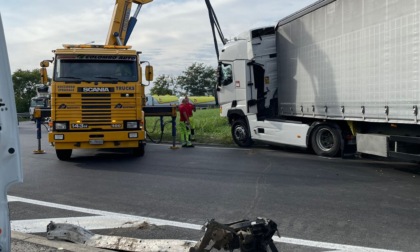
106, 0, 153, 46
204, 0, 226, 61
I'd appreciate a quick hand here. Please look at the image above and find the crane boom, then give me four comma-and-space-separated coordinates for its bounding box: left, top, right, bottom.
204, 0, 226, 61
106, 0, 153, 46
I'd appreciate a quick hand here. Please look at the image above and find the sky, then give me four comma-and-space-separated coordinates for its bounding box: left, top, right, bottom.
0, 0, 316, 92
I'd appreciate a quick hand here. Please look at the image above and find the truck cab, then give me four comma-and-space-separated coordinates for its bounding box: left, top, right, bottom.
47, 45, 149, 160
217, 27, 278, 120
217, 27, 311, 150
44, 0, 153, 161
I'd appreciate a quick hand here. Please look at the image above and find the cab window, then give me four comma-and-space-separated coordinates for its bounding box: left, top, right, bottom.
219, 63, 232, 86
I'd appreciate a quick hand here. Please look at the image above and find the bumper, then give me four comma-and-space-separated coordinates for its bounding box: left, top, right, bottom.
49, 130, 145, 150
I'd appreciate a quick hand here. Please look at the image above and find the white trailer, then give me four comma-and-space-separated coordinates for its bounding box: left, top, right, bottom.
217, 0, 420, 161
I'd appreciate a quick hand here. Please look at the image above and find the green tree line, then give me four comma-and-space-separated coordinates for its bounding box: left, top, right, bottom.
150, 62, 217, 96
12, 69, 41, 113
11, 62, 217, 113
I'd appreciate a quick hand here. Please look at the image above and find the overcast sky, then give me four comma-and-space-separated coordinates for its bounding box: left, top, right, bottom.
0, 0, 316, 92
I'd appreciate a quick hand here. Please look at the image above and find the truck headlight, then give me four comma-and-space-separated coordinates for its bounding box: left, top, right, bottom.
54, 122, 68, 130
54, 134, 64, 140
125, 121, 138, 129
128, 132, 138, 138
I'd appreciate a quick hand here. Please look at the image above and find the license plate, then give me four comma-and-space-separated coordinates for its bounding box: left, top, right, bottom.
89, 139, 104, 145
72, 123, 88, 128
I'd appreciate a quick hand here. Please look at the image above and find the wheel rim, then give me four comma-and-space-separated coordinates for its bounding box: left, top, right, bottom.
315, 128, 334, 152
234, 125, 247, 142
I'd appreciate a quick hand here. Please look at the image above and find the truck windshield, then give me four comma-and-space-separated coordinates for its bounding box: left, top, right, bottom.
30, 99, 47, 107
54, 55, 138, 83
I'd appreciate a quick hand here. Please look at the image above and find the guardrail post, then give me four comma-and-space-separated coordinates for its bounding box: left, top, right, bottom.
170, 106, 178, 149
170, 115, 177, 149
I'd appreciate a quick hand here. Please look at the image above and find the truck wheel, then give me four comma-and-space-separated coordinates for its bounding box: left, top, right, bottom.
232, 119, 253, 147
131, 144, 145, 157
56, 149, 72, 161
311, 125, 341, 157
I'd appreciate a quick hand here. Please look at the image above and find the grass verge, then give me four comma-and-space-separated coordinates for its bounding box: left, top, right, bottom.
145, 108, 233, 145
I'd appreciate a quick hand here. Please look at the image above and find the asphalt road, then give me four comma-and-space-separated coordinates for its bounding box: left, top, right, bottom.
8, 121, 420, 251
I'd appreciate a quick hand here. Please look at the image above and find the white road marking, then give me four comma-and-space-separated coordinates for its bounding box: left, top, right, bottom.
7, 197, 19, 202
274, 237, 400, 252
8, 195, 401, 252
8, 196, 201, 231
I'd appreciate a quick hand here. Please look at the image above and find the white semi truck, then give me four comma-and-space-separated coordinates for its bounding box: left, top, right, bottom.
217, 0, 420, 160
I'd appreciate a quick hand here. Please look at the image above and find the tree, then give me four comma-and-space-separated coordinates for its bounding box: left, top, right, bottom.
177, 63, 216, 96
12, 69, 41, 113
150, 74, 179, 96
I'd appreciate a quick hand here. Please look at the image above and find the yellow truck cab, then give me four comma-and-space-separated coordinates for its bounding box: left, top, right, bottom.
45, 0, 153, 161
47, 44, 148, 160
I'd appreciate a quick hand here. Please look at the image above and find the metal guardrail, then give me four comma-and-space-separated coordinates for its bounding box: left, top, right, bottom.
17, 112, 30, 119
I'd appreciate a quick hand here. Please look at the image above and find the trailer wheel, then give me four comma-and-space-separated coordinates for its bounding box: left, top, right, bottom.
232, 119, 253, 147
311, 125, 341, 157
56, 149, 72, 161
131, 144, 145, 157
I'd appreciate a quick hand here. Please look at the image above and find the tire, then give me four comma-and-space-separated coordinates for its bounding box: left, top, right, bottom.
131, 144, 145, 157
231, 119, 253, 147
56, 149, 72, 161
311, 124, 341, 157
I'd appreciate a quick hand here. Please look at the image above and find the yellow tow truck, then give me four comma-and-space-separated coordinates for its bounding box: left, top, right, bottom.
43, 0, 153, 160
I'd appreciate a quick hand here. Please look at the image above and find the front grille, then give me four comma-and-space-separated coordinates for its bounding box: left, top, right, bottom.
81, 94, 111, 123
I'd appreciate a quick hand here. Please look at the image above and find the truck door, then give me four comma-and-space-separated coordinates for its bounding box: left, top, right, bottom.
217, 60, 249, 110
217, 62, 235, 106
0, 13, 23, 252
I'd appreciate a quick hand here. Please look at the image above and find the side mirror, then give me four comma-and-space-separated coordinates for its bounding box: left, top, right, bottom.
145, 65, 153, 81
40, 60, 50, 68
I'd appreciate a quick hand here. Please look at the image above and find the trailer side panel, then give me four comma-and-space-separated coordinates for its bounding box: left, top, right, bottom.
277, 0, 420, 124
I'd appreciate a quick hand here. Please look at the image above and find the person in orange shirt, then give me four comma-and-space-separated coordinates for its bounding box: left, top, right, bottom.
184, 96, 196, 141
178, 98, 194, 147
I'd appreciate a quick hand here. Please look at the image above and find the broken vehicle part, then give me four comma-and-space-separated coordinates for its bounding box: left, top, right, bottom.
47, 221, 195, 252
190, 218, 279, 252
46, 217, 279, 252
